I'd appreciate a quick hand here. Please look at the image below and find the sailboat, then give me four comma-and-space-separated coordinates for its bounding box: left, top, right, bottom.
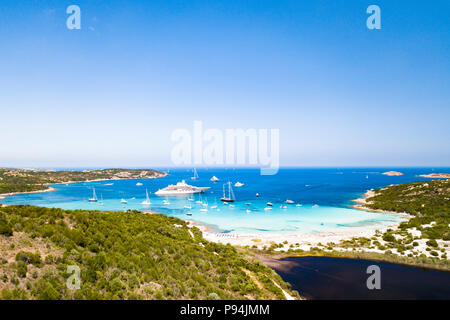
89, 188, 98, 202
121, 198, 127, 204
220, 182, 235, 202
99, 194, 104, 206
190, 168, 199, 180
163, 196, 170, 205
210, 176, 219, 182
141, 189, 151, 205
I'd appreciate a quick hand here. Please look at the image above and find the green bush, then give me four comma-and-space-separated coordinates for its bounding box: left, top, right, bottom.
426, 239, 438, 248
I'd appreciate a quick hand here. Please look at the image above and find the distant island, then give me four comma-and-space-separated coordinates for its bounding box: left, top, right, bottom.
382, 171, 404, 176
419, 173, 450, 179
0, 168, 168, 196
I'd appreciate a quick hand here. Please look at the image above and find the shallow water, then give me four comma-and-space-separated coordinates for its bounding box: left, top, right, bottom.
1, 168, 447, 236
270, 256, 450, 299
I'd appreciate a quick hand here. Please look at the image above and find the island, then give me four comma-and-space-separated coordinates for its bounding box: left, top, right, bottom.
0, 168, 168, 196
382, 171, 404, 176
419, 173, 450, 179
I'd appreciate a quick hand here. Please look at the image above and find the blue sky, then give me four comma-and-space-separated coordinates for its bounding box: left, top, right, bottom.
0, 0, 449, 167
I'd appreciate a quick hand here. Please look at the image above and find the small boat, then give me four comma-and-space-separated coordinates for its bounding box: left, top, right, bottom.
266, 202, 273, 206
190, 168, 199, 180
163, 200, 170, 205
210, 176, 219, 182
136, 182, 143, 186
186, 212, 192, 216
98, 194, 104, 206
220, 182, 236, 202
141, 189, 151, 205
280, 205, 287, 209
264, 207, 272, 211
234, 182, 244, 187
229, 204, 235, 207
104, 183, 114, 186
188, 198, 194, 201
184, 205, 192, 209
296, 204, 302, 207
121, 199, 127, 204
285, 200, 294, 204
200, 208, 208, 212
89, 188, 98, 202
246, 209, 251, 213
256, 193, 259, 197
313, 204, 319, 208
131, 197, 136, 200
245, 203, 251, 206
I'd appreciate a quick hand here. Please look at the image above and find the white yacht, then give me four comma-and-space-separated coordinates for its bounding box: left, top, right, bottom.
266, 202, 273, 206
155, 180, 210, 195
89, 188, 98, 202
136, 182, 143, 186
211, 176, 219, 182
121, 199, 127, 204
234, 182, 244, 187
285, 199, 294, 204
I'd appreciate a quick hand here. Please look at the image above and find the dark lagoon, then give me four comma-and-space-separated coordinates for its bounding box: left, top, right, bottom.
269, 256, 450, 300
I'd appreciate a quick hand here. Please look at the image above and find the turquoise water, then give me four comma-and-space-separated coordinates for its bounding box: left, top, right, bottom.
1, 168, 447, 235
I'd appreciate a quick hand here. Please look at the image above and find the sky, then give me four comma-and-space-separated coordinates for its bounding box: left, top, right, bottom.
0, 0, 449, 168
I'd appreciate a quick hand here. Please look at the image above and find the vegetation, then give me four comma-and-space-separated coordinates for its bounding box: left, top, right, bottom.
0, 168, 167, 195
249, 179, 449, 270
365, 179, 450, 241
0, 205, 297, 300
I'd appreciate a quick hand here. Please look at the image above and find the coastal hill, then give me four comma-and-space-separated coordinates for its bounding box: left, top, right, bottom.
0, 169, 167, 195
340, 178, 449, 266
0, 205, 297, 300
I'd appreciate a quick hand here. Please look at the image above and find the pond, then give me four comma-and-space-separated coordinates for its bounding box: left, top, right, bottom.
268, 256, 450, 299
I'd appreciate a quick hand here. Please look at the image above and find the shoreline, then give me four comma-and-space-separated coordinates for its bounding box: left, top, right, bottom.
351, 189, 413, 218
188, 212, 406, 251
0, 173, 168, 197
187, 188, 413, 254
0, 187, 56, 197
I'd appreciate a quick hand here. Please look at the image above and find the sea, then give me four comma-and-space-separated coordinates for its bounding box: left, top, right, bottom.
1, 168, 448, 236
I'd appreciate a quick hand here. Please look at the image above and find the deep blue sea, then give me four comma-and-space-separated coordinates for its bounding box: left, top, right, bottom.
1, 168, 448, 236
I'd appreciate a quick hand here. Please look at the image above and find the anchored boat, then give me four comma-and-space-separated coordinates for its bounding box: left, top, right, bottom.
220, 182, 236, 202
